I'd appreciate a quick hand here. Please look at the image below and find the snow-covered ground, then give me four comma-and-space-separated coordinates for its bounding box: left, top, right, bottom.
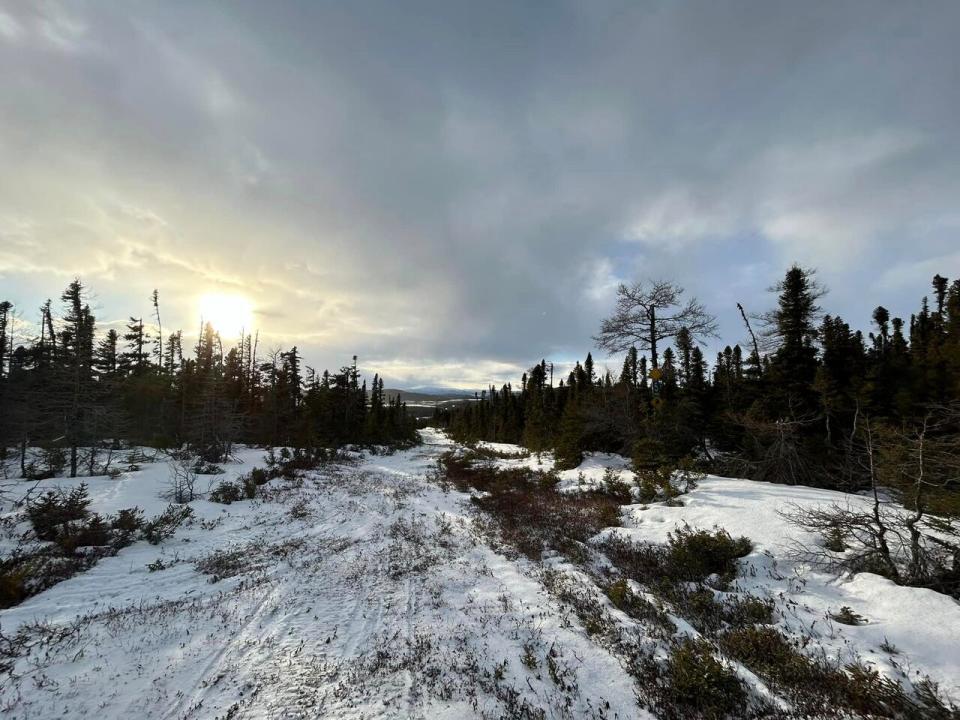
610, 478, 960, 700
2, 431, 959, 718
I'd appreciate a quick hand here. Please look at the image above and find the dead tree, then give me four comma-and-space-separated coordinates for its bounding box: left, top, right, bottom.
165, 450, 198, 503
594, 280, 717, 368
736, 302, 763, 375
781, 406, 960, 596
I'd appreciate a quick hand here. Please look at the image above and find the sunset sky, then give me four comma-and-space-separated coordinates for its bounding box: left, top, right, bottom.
2, 1, 958, 387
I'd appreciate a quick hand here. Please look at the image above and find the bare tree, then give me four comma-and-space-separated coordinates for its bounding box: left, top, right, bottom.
151, 289, 163, 369
165, 450, 198, 503
594, 280, 717, 368
736, 302, 763, 372
781, 405, 960, 597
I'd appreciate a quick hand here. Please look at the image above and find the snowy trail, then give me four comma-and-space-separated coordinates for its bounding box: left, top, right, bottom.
4, 430, 960, 718
0, 431, 640, 719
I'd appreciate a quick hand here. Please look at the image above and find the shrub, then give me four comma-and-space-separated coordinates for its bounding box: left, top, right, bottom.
143, 504, 194, 544
193, 461, 224, 475
604, 579, 675, 634
594, 469, 633, 504
209, 480, 244, 504
166, 453, 198, 503
111, 507, 144, 535
601, 526, 752, 587
5, 497, 152, 609
466, 444, 530, 461
666, 525, 752, 584
248, 467, 271, 486
472, 477, 621, 560
830, 606, 866, 626
265, 447, 327, 480
658, 639, 746, 719
241, 474, 257, 499
725, 595, 775, 626
720, 626, 959, 718
27, 485, 92, 541
0, 563, 27, 609
439, 453, 621, 560
54, 514, 112, 554
633, 437, 670, 471
720, 626, 821, 687
0, 552, 81, 609
24, 447, 67, 480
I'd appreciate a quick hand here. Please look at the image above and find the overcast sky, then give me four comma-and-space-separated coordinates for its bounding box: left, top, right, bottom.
1, 1, 958, 388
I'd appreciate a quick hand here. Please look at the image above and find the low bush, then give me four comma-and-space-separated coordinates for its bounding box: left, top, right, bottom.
27, 485, 92, 541
241, 474, 258, 499
656, 639, 746, 720
666, 525, 752, 584
53, 515, 112, 554
23, 447, 68, 480
830, 605, 866, 626
4, 492, 192, 610
111, 507, 144, 535
0, 562, 27, 608
264, 447, 331, 480
720, 626, 821, 688
603, 579, 675, 634
192, 461, 224, 475
592, 469, 633, 504
439, 452, 620, 560
248, 467, 271, 486
209, 480, 245, 504
465, 444, 530, 461
143, 504, 194, 544
0, 550, 100, 609
720, 625, 960, 718
723, 595, 775, 626
601, 525, 752, 589
635, 460, 702, 504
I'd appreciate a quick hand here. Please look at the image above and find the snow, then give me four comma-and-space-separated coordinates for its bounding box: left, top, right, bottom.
2, 432, 959, 718
608, 476, 960, 701
1, 433, 640, 718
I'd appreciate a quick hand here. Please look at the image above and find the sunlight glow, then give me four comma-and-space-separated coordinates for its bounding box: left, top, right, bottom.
198, 292, 255, 339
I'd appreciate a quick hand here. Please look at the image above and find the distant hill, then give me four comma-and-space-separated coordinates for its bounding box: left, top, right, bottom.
382, 388, 476, 403
382, 388, 477, 420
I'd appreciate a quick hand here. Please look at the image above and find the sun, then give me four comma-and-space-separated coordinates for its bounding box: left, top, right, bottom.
198, 292, 255, 339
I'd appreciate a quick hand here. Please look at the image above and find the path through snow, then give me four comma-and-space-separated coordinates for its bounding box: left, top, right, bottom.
1, 430, 640, 719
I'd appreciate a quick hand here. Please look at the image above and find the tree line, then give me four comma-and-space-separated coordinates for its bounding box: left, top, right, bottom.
437, 265, 960, 499
0, 280, 417, 479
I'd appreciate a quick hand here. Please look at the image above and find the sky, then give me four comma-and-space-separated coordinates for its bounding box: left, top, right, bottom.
1, 1, 959, 389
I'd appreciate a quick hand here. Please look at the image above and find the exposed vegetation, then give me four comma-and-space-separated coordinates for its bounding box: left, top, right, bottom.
436, 453, 959, 718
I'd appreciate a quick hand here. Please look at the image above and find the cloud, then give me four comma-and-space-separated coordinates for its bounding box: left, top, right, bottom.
0, 10, 24, 42
0, 1, 957, 387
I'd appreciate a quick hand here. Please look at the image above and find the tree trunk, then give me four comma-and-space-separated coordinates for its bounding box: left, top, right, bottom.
905, 424, 927, 582
649, 306, 658, 369
865, 418, 898, 581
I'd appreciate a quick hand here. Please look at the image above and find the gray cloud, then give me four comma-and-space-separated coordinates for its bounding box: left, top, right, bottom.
1, 0, 958, 387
